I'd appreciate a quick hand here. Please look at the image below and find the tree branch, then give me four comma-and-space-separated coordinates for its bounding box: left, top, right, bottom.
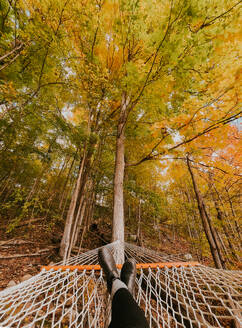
127, 108, 241, 166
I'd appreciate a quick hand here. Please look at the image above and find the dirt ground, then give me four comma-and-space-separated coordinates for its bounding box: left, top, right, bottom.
0, 221, 62, 291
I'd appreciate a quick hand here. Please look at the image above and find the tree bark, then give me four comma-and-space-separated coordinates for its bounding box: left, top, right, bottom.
137, 199, 143, 247
213, 197, 239, 261
203, 203, 227, 269
59, 152, 76, 210
112, 93, 129, 263
68, 194, 86, 257
186, 157, 223, 269
225, 188, 242, 247
73, 199, 85, 247
59, 150, 86, 259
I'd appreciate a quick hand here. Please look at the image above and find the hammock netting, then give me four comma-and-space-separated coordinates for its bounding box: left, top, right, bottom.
0, 241, 241, 327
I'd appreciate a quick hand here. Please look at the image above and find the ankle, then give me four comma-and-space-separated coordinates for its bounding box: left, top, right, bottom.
111, 279, 128, 299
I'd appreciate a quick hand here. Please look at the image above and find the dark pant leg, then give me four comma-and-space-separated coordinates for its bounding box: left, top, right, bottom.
108, 288, 149, 328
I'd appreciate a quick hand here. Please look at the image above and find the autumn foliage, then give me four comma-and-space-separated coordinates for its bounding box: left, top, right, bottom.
0, 0, 241, 267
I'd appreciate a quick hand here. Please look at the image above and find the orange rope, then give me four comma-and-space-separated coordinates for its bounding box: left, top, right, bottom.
41, 261, 200, 272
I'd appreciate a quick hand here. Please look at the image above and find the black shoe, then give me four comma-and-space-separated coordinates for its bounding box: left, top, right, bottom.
98, 247, 120, 293
120, 258, 136, 296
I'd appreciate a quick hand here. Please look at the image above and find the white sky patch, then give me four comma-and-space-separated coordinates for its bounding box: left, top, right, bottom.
62, 105, 74, 121
167, 128, 182, 143
232, 117, 241, 131
65, 67, 76, 78
159, 128, 183, 145
137, 109, 145, 120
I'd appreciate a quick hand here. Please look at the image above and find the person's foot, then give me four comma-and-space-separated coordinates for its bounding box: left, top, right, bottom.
98, 247, 120, 293
120, 258, 136, 296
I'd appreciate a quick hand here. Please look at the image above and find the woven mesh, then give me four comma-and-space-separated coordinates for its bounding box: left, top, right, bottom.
0, 241, 241, 327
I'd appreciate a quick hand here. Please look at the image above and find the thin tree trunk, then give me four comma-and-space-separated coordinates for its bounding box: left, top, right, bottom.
69, 196, 86, 255
225, 188, 242, 247
184, 212, 199, 258
203, 203, 227, 269
210, 182, 239, 261
86, 190, 95, 230
60, 176, 75, 220
112, 93, 129, 263
78, 192, 95, 252
59, 149, 86, 259
59, 151, 77, 209
186, 157, 223, 269
216, 229, 234, 265
78, 195, 95, 252
137, 199, 143, 247
78, 210, 88, 253
213, 198, 239, 261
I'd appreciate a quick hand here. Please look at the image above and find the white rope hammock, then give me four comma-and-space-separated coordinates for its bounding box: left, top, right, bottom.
0, 241, 241, 327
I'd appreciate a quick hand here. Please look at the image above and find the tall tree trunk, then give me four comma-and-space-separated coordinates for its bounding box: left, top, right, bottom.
186, 157, 223, 269
210, 181, 239, 260
59, 150, 86, 259
72, 178, 95, 248
213, 196, 239, 261
112, 93, 129, 263
59, 152, 77, 209
67, 194, 86, 257
86, 190, 95, 230
225, 187, 242, 247
202, 203, 227, 269
60, 176, 75, 220
136, 199, 143, 247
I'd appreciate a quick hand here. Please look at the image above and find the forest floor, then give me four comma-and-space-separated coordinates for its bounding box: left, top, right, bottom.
0, 219, 211, 292
0, 221, 62, 291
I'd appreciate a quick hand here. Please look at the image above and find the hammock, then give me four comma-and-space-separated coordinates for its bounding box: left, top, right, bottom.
0, 241, 241, 327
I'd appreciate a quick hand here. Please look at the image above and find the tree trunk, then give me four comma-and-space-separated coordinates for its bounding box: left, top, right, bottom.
225, 188, 242, 247
213, 197, 239, 262
78, 189, 95, 252
203, 203, 227, 269
72, 178, 95, 249
209, 181, 239, 260
112, 93, 129, 264
86, 190, 95, 230
68, 194, 86, 256
60, 175, 75, 221
136, 199, 143, 247
78, 206, 89, 252
71, 202, 87, 254
186, 157, 223, 269
59, 150, 86, 259
59, 152, 76, 209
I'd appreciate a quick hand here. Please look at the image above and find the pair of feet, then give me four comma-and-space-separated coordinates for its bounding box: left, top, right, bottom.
98, 247, 136, 296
